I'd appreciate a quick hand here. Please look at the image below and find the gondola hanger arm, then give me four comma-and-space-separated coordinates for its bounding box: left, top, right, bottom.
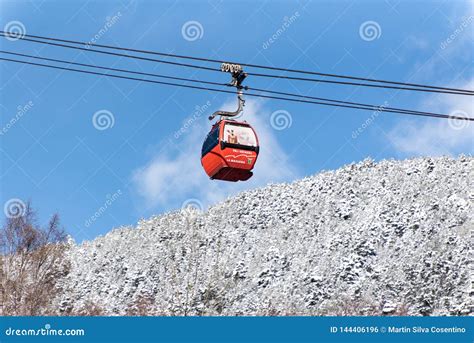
209, 63, 247, 120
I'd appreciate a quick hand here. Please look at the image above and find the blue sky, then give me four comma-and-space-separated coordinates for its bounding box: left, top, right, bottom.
0, 0, 472, 242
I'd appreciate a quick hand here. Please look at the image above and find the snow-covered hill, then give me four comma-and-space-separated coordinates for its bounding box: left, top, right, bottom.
56, 156, 473, 316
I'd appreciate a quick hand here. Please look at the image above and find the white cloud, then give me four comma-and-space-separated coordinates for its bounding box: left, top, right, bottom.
388, 1, 474, 157
132, 99, 299, 212
388, 79, 473, 156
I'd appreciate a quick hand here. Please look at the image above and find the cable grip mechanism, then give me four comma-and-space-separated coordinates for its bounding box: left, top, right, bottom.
208, 63, 248, 120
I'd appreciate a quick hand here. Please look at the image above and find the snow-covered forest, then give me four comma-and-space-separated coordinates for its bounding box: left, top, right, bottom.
49, 156, 472, 316
2, 156, 472, 316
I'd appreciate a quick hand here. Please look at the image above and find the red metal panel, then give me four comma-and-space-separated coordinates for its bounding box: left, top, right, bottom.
201, 119, 259, 182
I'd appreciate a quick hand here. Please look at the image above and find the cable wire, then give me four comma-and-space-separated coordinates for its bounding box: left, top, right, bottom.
0, 33, 220, 72
0, 50, 452, 118
1, 56, 472, 121
1, 30, 472, 95
1, 32, 472, 96
0, 50, 227, 87
248, 72, 474, 96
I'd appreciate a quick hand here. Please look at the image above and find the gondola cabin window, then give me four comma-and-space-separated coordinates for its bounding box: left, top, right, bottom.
201, 126, 219, 157
223, 123, 257, 147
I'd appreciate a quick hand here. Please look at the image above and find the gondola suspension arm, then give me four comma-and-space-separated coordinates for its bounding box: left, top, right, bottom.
209, 63, 247, 120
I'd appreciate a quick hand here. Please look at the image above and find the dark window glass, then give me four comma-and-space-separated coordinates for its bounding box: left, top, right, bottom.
201, 126, 219, 157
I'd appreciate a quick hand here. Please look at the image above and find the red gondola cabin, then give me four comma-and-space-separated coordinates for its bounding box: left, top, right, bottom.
201, 119, 259, 182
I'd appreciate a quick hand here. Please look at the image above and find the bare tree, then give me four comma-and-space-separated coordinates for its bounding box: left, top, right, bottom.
0, 202, 68, 315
